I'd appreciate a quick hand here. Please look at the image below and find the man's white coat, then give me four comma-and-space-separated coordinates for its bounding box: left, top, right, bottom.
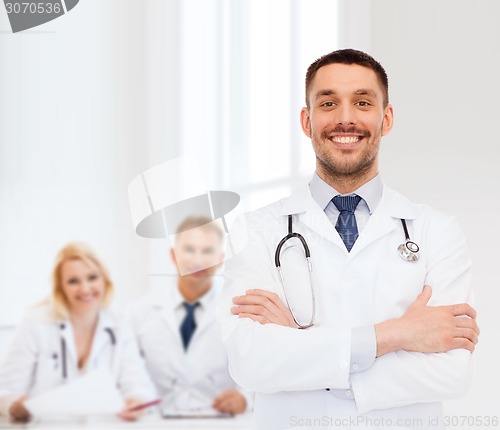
217, 184, 473, 430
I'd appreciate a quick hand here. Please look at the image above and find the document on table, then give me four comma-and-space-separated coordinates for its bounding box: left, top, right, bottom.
162, 406, 231, 419
24, 369, 124, 416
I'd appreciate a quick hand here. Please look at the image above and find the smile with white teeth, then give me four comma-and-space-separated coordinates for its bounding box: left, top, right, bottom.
331, 136, 362, 144
76, 295, 97, 302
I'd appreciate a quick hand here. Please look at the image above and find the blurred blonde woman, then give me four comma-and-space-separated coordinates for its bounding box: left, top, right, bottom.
0, 242, 156, 422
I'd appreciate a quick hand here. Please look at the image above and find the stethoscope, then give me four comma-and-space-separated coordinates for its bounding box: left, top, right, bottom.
56, 324, 116, 379
274, 215, 420, 329
398, 219, 420, 262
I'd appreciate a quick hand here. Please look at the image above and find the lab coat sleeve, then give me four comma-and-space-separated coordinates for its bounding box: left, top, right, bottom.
236, 386, 255, 411
350, 325, 376, 372
115, 321, 157, 402
350, 216, 474, 414
0, 316, 39, 417
217, 213, 352, 393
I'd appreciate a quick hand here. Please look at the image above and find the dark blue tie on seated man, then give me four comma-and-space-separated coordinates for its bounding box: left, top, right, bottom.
127, 216, 252, 416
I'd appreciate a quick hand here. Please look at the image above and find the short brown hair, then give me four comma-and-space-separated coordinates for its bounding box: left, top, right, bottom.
305, 48, 389, 108
51, 242, 114, 320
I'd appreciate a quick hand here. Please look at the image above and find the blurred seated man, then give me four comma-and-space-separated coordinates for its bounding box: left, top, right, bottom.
128, 216, 251, 416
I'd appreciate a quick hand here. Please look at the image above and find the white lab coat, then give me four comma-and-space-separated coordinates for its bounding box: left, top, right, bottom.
0, 303, 156, 417
127, 281, 252, 413
217, 184, 473, 430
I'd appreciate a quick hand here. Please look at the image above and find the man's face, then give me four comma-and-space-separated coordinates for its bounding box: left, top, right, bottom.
300, 63, 394, 180
170, 226, 224, 281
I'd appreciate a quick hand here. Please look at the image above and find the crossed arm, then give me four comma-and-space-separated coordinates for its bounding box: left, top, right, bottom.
231, 284, 479, 356
219, 215, 479, 412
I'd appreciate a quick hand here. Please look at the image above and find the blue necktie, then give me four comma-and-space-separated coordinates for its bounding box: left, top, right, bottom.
180, 302, 200, 350
332, 195, 362, 252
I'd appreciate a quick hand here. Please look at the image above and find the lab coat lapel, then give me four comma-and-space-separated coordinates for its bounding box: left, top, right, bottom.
153, 285, 191, 382
348, 203, 397, 257
192, 283, 219, 338
157, 285, 184, 343
160, 308, 180, 341
349, 186, 419, 257
194, 306, 214, 338
279, 186, 346, 250
87, 312, 116, 365
278, 184, 419, 256
59, 320, 77, 371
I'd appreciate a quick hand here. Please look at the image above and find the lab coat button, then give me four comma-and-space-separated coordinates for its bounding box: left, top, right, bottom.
345, 389, 352, 396
351, 363, 359, 370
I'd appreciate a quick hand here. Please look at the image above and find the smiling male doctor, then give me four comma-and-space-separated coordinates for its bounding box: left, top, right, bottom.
217, 49, 479, 429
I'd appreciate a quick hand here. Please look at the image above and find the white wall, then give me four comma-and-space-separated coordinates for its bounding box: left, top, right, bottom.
339, 0, 499, 420
0, 0, 154, 325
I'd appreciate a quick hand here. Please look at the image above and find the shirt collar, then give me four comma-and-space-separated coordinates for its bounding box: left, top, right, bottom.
309, 171, 383, 214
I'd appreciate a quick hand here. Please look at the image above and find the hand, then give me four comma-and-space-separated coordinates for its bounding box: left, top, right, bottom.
231, 289, 297, 328
375, 285, 480, 356
212, 389, 246, 415
117, 397, 144, 421
9, 396, 31, 422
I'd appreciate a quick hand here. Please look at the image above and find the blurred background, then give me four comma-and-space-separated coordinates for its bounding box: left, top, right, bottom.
1, 0, 498, 422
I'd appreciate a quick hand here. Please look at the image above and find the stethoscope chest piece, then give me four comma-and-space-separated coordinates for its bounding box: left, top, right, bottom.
398, 240, 420, 262
398, 219, 420, 262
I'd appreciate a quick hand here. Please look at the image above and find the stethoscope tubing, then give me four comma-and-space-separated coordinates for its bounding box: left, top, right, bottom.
60, 325, 67, 379
275, 215, 420, 329
59, 324, 116, 379
275, 215, 315, 329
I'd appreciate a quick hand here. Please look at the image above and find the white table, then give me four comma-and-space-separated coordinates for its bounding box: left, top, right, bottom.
0, 413, 253, 430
